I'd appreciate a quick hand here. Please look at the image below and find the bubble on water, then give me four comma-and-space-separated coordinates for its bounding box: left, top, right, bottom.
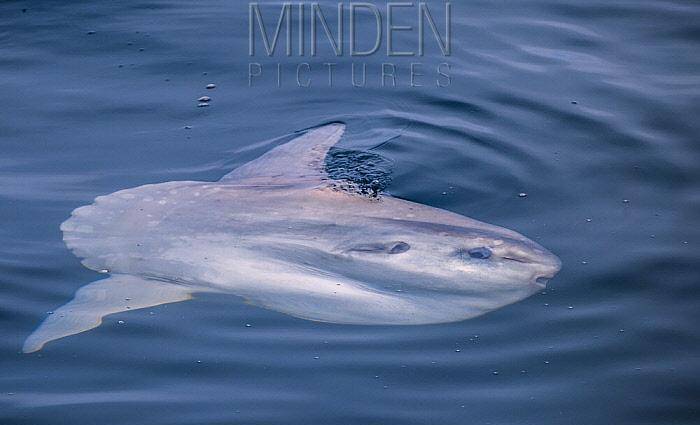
197, 103, 210, 108
326, 148, 392, 196
206, 83, 216, 89
492, 371, 499, 375
245, 323, 252, 328
518, 193, 528, 198
197, 96, 211, 102
117, 320, 125, 325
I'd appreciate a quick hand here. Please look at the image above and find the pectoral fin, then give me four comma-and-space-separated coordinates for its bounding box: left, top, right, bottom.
23, 274, 192, 353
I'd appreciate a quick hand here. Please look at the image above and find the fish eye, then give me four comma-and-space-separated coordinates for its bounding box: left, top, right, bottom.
389, 242, 410, 254
467, 247, 492, 259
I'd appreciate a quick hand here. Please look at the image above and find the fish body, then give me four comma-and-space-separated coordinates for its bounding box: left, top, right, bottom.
23, 123, 561, 353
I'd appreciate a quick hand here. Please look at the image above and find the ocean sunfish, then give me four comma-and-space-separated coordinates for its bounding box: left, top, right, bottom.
23, 123, 561, 353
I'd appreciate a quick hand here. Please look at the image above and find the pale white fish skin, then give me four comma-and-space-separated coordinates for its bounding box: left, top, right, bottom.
24, 123, 561, 352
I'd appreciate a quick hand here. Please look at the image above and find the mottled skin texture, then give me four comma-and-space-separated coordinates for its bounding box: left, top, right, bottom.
24, 124, 561, 353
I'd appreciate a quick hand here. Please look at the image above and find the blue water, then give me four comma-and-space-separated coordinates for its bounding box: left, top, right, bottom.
1, 1, 699, 424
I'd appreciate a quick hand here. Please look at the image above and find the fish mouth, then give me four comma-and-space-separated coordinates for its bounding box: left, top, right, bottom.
499, 249, 561, 289
534, 276, 552, 288
532, 267, 557, 288
532, 256, 562, 288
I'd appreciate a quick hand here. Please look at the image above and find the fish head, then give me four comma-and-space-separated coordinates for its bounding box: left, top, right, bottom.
340, 218, 562, 293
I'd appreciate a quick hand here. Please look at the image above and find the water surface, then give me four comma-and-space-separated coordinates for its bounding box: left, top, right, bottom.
1, 1, 699, 424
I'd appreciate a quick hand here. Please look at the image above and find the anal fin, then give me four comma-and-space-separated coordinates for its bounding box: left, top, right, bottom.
23, 274, 192, 353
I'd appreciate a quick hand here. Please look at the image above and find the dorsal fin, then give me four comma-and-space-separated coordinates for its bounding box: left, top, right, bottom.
220, 123, 345, 185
